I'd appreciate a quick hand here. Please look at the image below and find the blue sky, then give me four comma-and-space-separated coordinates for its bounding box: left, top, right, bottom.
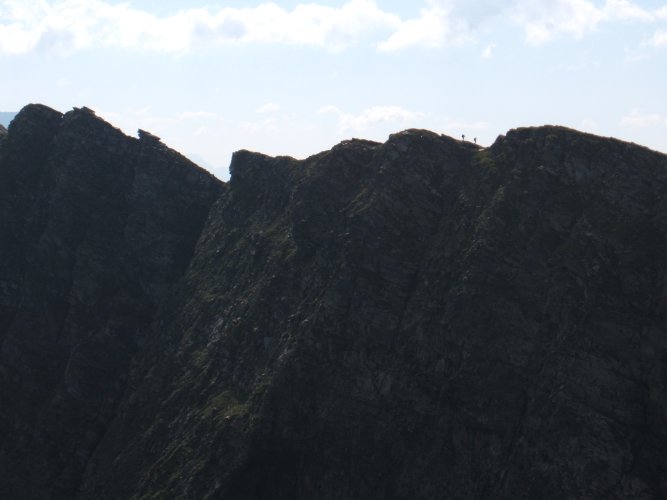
1, 0, 666, 179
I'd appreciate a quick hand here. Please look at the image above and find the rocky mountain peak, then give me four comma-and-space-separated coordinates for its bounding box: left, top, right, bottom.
0, 103, 223, 499
229, 148, 283, 183
11, 102, 63, 126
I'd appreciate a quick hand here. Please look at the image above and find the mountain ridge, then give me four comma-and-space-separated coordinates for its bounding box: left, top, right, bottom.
1, 104, 667, 499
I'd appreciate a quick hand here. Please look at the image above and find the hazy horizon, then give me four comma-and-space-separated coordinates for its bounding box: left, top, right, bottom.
0, 112, 16, 128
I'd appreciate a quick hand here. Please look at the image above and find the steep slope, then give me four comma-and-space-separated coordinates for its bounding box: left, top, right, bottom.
0, 105, 223, 499
80, 128, 667, 499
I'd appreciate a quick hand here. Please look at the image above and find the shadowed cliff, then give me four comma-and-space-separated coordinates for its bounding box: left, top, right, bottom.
1, 105, 666, 499
0, 104, 223, 499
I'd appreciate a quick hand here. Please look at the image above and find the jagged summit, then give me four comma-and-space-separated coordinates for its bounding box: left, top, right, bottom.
1, 104, 667, 499
0, 103, 223, 499
138, 128, 161, 142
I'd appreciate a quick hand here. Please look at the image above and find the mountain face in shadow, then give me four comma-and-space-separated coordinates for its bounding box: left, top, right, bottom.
1, 104, 666, 499
0, 105, 223, 499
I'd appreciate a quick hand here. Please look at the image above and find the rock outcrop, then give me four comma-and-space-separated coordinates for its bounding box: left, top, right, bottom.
0, 104, 222, 499
1, 105, 666, 499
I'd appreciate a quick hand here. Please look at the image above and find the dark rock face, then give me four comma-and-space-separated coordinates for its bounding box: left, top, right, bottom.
0, 104, 222, 499
1, 106, 667, 499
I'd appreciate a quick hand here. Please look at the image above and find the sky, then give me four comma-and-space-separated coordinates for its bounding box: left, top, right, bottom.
1, 0, 666, 180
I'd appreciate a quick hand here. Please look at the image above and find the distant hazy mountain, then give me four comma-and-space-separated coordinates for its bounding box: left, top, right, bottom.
0, 112, 16, 127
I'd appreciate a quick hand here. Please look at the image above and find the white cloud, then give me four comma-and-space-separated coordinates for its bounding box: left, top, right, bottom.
1, 0, 662, 55
92, 107, 226, 140
511, 0, 663, 45
620, 108, 667, 128
256, 102, 281, 114
242, 117, 279, 132
512, 0, 603, 45
649, 30, 667, 47
623, 45, 649, 62
481, 43, 495, 59
377, 0, 470, 51
603, 0, 654, 22
449, 0, 516, 27
321, 105, 424, 131
0, 0, 475, 54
